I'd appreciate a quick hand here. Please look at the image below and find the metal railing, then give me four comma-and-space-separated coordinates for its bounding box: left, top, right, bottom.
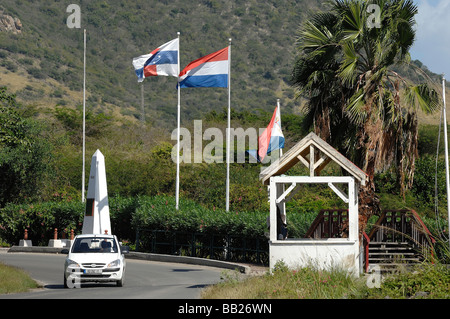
362, 232, 370, 272
305, 209, 436, 271
367, 209, 436, 258
135, 228, 269, 265
134, 210, 434, 269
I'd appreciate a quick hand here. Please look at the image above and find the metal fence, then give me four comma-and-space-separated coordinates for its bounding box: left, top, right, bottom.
135, 229, 269, 265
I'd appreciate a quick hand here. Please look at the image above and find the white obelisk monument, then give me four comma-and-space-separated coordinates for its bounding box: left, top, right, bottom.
82, 150, 112, 235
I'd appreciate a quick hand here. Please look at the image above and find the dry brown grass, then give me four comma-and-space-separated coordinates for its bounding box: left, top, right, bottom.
201, 265, 370, 299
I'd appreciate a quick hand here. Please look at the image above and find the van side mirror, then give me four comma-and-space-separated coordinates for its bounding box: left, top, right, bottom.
61, 249, 69, 254
121, 246, 130, 254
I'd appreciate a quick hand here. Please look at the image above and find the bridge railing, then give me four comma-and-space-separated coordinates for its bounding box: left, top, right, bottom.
135, 228, 269, 265
304, 209, 349, 239
368, 209, 435, 258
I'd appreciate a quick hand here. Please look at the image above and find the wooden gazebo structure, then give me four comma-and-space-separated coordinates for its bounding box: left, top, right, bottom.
260, 132, 368, 275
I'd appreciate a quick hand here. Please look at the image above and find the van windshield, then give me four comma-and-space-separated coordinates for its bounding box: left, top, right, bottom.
71, 237, 118, 253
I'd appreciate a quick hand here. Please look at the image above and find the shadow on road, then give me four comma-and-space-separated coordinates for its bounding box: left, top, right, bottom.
172, 268, 202, 272
44, 283, 119, 289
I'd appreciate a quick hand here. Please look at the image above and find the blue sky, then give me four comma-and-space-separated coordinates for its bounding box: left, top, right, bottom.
410, 0, 450, 78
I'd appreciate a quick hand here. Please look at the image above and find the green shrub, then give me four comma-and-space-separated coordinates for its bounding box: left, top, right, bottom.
412, 155, 447, 205
0, 195, 281, 246
0, 201, 84, 246
132, 195, 268, 238
109, 195, 141, 241
369, 263, 450, 299
0, 195, 149, 245
27, 67, 45, 79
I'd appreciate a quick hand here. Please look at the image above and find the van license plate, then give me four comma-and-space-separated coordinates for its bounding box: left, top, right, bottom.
84, 269, 102, 274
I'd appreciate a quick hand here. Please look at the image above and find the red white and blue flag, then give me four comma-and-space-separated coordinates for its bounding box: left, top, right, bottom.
178, 47, 229, 88
132, 38, 179, 82
258, 105, 284, 161
248, 106, 285, 162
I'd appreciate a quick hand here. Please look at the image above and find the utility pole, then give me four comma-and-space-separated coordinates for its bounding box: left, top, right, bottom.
442, 76, 450, 248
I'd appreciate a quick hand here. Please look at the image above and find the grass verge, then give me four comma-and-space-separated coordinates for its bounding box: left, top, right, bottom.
202, 262, 370, 299
0, 262, 40, 295
201, 261, 450, 299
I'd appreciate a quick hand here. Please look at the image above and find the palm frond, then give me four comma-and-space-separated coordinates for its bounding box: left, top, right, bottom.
292, 0, 440, 189
405, 84, 440, 114
345, 88, 367, 125
339, 40, 358, 84
300, 21, 333, 49
341, 1, 365, 41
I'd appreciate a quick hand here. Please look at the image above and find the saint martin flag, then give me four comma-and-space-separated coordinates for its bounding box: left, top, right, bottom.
248, 106, 285, 162
132, 38, 179, 82
178, 47, 229, 88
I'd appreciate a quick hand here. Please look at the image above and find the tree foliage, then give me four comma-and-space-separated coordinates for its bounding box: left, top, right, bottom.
291, 0, 440, 227
0, 87, 53, 206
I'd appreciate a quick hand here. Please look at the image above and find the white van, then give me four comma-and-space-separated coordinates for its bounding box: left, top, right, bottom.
62, 234, 129, 288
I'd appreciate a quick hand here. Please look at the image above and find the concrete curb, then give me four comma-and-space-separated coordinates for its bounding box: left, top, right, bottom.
4, 246, 251, 274
127, 252, 250, 273
7, 246, 65, 254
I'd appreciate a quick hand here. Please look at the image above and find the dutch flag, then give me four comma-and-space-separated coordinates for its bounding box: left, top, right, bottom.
248, 105, 285, 162
178, 47, 229, 88
132, 38, 179, 82
259, 105, 284, 161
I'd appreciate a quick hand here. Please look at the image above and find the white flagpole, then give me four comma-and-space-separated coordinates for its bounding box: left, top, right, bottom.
140, 82, 145, 122
442, 75, 450, 247
176, 32, 181, 210
277, 98, 282, 158
277, 98, 286, 228
226, 38, 232, 212
82, 28, 86, 203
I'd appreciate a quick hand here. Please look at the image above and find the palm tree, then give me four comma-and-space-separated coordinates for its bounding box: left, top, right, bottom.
291, 0, 440, 233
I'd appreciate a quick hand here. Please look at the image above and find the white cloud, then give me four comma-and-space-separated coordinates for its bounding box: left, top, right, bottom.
410, 0, 450, 77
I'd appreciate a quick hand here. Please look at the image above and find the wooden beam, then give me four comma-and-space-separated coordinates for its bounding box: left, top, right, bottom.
260, 132, 367, 186
309, 145, 315, 177
276, 182, 301, 204
315, 156, 332, 176
297, 154, 310, 169
328, 182, 349, 203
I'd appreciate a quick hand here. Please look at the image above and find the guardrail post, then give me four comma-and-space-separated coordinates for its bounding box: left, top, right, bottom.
191, 233, 195, 257
151, 230, 156, 253
135, 228, 140, 252
210, 235, 214, 260
172, 232, 176, 255
226, 235, 230, 261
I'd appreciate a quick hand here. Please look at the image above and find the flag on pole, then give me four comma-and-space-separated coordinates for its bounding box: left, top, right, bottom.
132, 38, 179, 82
178, 44, 231, 211
178, 47, 229, 88
260, 105, 284, 159
248, 105, 285, 162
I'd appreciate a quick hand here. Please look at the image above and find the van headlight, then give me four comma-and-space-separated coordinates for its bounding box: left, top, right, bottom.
107, 259, 120, 268
66, 259, 80, 268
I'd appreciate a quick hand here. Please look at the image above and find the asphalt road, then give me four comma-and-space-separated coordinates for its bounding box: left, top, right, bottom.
0, 252, 224, 299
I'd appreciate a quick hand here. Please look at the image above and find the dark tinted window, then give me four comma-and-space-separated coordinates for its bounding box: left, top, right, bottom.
72, 237, 118, 253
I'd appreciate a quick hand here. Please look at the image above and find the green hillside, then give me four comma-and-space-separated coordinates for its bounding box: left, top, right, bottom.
1, 1, 447, 123
0, 0, 328, 124
0, 0, 449, 215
